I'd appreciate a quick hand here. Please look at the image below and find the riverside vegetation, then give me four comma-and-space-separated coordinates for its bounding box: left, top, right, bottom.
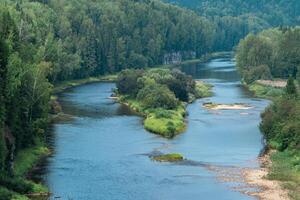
0, 0, 299, 199
116, 68, 212, 138
236, 27, 300, 199
0, 0, 226, 198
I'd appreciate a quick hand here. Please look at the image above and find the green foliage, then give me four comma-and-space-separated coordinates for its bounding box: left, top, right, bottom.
261, 97, 300, 151
137, 83, 178, 109
194, 81, 213, 99
286, 77, 298, 97
152, 153, 184, 162
268, 151, 300, 199
164, 0, 300, 51
0, 187, 13, 200
236, 27, 300, 83
116, 69, 143, 97
13, 144, 49, 176
0, 175, 32, 194
248, 83, 284, 99
116, 67, 210, 137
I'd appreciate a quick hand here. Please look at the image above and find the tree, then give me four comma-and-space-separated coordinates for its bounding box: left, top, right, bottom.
116, 69, 144, 96
137, 83, 178, 109
286, 76, 297, 97
0, 37, 9, 171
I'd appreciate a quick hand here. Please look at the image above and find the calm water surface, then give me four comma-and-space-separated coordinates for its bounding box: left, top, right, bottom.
44, 57, 269, 200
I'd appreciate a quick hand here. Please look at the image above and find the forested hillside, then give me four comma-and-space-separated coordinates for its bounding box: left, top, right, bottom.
236, 27, 300, 83
0, 0, 215, 198
165, 0, 300, 50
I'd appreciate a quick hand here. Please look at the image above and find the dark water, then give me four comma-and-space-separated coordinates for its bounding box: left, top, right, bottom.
44, 57, 269, 200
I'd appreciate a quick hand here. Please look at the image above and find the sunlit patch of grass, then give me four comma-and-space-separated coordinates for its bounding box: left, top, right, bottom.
14, 142, 50, 177
268, 150, 300, 199
247, 82, 284, 99
118, 96, 187, 138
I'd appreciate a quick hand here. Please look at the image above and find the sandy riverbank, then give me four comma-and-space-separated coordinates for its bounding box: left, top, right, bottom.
203, 103, 253, 110
241, 151, 289, 200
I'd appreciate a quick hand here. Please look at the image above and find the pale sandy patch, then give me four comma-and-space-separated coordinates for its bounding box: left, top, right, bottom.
203, 103, 253, 110
256, 80, 287, 88
241, 152, 289, 200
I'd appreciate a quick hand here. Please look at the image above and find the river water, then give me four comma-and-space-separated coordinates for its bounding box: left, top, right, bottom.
44, 57, 269, 200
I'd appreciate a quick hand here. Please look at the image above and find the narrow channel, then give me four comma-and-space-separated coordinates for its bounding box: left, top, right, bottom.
43, 56, 269, 200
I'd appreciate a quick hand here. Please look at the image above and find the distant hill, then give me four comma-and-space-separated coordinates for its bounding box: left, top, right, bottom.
164, 0, 300, 26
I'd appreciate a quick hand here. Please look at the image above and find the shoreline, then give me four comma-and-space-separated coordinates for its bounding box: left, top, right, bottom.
240, 82, 289, 199
241, 150, 289, 200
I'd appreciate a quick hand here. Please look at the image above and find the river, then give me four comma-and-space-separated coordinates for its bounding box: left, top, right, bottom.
43, 57, 269, 200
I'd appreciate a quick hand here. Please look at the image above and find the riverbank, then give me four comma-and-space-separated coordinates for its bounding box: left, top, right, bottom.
242, 150, 289, 200
3, 53, 222, 199
0, 141, 50, 200
243, 80, 285, 99
241, 79, 300, 200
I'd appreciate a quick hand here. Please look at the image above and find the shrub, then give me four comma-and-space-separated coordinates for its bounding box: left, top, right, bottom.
243, 65, 272, 84
154, 109, 172, 119
137, 83, 178, 109
116, 69, 144, 96
0, 187, 13, 200
0, 175, 33, 194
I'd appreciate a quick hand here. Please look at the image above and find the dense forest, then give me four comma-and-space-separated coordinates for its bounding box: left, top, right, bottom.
0, 0, 214, 198
236, 27, 300, 83
165, 0, 300, 51
1, 0, 300, 199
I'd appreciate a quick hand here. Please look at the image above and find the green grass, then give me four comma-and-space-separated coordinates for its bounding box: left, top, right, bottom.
118, 96, 187, 138
268, 150, 300, 199
247, 82, 284, 99
0, 142, 51, 199
14, 143, 50, 177
144, 106, 186, 138
152, 153, 184, 162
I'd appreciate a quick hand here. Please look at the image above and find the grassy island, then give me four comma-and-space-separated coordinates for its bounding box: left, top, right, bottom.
151, 153, 184, 162
116, 68, 212, 138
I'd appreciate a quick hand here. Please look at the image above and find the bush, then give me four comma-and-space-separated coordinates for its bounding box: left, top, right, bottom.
166, 122, 176, 137
260, 98, 300, 151
116, 69, 144, 96
137, 83, 178, 109
0, 175, 33, 194
243, 65, 272, 84
154, 109, 173, 119
0, 187, 13, 200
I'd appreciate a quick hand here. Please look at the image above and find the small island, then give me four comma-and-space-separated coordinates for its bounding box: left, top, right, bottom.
151, 153, 184, 162
115, 68, 212, 138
